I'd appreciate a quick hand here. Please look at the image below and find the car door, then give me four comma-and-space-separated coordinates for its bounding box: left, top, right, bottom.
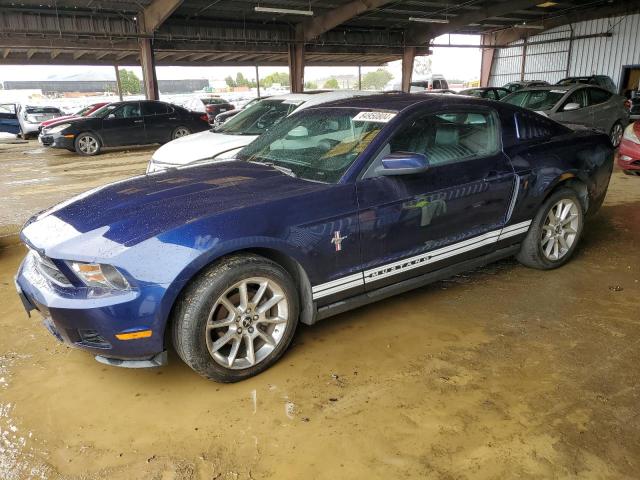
141, 101, 173, 143
552, 89, 590, 127
355, 106, 515, 291
100, 102, 145, 146
0, 103, 19, 134
586, 87, 617, 132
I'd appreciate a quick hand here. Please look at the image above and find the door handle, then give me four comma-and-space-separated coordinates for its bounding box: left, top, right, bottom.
134, 120, 143, 124
168, 117, 177, 120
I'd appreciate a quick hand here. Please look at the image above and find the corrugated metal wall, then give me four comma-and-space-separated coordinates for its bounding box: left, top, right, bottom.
489, 13, 640, 89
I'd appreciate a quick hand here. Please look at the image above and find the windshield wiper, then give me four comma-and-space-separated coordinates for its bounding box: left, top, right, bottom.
250, 161, 296, 178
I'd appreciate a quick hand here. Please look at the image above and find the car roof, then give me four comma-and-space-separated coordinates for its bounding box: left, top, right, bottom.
261, 90, 381, 110
515, 84, 587, 92
305, 92, 487, 112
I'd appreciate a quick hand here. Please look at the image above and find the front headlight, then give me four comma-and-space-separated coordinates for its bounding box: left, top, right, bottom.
48, 123, 71, 134
68, 261, 130, 290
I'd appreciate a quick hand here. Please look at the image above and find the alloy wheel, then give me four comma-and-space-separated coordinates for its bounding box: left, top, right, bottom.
540, 199, 579, 261
173, 127, 190, 139
206, 277, 289, 370
610, 123, 623, 148
78, 134, 99, 154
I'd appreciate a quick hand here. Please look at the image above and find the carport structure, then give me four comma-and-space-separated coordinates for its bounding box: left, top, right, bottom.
1, 0, 639, 99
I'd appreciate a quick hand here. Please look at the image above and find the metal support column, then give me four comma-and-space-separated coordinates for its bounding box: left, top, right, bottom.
139, 38, 159, 100
255, 64, 261, 98
480, 34, 495, 87
401, 46, 416, 93
114, 64, 123, 101
358, 65, 362, 90
520, 36, 528, 82
565, 24, 574, 77
288, 43, 305, 93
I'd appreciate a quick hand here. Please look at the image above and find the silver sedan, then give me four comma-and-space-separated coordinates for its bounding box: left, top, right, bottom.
502, 84, 629, 147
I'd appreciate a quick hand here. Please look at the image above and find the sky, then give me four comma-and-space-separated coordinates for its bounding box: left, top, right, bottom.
0, 34, 481, 84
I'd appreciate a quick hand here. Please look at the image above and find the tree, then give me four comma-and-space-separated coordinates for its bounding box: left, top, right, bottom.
235, 72, 251, 88
262, 72, 290, 88
225, 76, 236, 88
361, 69, 393, 90
304, 80, 318, 90
118, 68, 141, 95
323, 77, 339, 89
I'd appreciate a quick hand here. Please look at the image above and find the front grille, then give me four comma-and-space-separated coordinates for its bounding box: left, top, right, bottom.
31, 250, 72, 287
40, 135, 54, 146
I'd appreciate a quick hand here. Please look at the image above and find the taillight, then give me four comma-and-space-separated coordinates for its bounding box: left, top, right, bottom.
200, 114, 209, 122
622, 122, 640, 144
624, 99, 632, 111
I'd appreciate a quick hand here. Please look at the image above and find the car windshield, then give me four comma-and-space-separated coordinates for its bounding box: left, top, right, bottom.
74, 105, 92, 116
503, 89, 566, 111
25, 107, 61, 114
214, 99, 299, 135
91, 104, 120, 118
236, 108, 388, 183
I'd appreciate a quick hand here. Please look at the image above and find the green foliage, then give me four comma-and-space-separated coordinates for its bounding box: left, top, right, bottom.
323, 77, 339, 89
361, 69, 393, 90
225, 76, 236, 88
262, 72, 290, 88
304, 81, 318, 90
118, 68, 142, 95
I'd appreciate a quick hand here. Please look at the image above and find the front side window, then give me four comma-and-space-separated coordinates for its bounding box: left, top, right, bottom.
384, 110, 499, 167
215, 100, 298, 136
236, 108, 387, 183
561, 90, 587, 110
100, 103, 141, 118
503, 89, 566, 111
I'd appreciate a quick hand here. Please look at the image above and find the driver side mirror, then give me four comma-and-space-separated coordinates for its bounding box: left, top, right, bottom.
107, 113, 116, 119
376, 152, 429, 176
563, 102, 581, 112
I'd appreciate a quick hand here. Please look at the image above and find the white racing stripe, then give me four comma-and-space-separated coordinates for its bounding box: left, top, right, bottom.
311, 220, 532, 300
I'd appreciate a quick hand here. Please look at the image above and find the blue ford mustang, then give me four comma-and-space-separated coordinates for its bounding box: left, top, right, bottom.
15, 94, 613, 382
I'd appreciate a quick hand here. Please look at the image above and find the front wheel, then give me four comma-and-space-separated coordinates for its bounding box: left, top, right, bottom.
610, 121, 624, 148
172, 254, 299, 382
516, 188, 584, 270
75, 132, 101, 156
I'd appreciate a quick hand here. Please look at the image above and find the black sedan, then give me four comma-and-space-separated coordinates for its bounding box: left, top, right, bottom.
39, 100, 210, 156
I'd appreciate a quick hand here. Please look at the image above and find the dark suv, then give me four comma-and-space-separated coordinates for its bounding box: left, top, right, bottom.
557, 75, 617, 93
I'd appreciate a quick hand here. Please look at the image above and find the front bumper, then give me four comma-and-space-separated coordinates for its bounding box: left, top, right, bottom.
15, 252, 168, 366
38, 131, 75, 149
618, 140, 640, 172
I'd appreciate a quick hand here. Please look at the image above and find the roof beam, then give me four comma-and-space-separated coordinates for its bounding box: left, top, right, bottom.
139, 0, 183, 34
300, 0, 394, 41
407, 0, 543, 44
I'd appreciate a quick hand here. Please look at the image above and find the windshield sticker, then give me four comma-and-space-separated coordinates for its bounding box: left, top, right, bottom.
353, 111, 397, 123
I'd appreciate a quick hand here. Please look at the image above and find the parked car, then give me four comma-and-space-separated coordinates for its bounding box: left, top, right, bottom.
15, 93, 614, 381
459, 87, 510, 100
213, 97, 266, 127
385, 74, 449, 92
38, 100, 210, 156
503, 80, 549, 93
147, 90, 377, 172
618, 121, 640, 175
557, 75, 617, 93
183, 96, 235, 123
39, 102, 109, 131
14, 105, 65, 139
502, 84, 629, 147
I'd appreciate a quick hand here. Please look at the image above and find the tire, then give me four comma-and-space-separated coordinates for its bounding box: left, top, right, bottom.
171, 126, 191, 140
516, 187, 584, 270
610, 121, 624, 148
74, 132, 101, 156
171, 254, 299, 382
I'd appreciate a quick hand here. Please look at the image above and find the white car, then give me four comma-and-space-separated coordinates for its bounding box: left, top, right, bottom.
18, 105, 65, 139
384, 74, 449, 92
147, 90, 377, 173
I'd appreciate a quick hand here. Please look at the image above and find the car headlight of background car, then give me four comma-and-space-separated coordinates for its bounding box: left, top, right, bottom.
47, 123, 71, 134
68, 261, 130, 290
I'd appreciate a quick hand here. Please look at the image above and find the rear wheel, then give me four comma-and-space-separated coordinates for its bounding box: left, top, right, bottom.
516, 188, 584, 270
610, 121, 624, 148
75, 132, 101, 156
172, 126, 191, 140
172, 254, 299, 382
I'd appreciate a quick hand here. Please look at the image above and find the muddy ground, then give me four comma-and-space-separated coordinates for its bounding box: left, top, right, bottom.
1, 141, 639, 479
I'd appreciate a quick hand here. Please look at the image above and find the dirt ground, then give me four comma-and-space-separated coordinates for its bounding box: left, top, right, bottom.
1, 140, 640, 479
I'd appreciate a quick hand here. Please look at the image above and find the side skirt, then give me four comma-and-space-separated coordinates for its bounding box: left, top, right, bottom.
312, 244, 520, 323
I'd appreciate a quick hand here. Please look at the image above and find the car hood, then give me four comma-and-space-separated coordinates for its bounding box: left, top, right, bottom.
41, 115, 76, 127
151, 129, 257, 166
21, 161, 328, 258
